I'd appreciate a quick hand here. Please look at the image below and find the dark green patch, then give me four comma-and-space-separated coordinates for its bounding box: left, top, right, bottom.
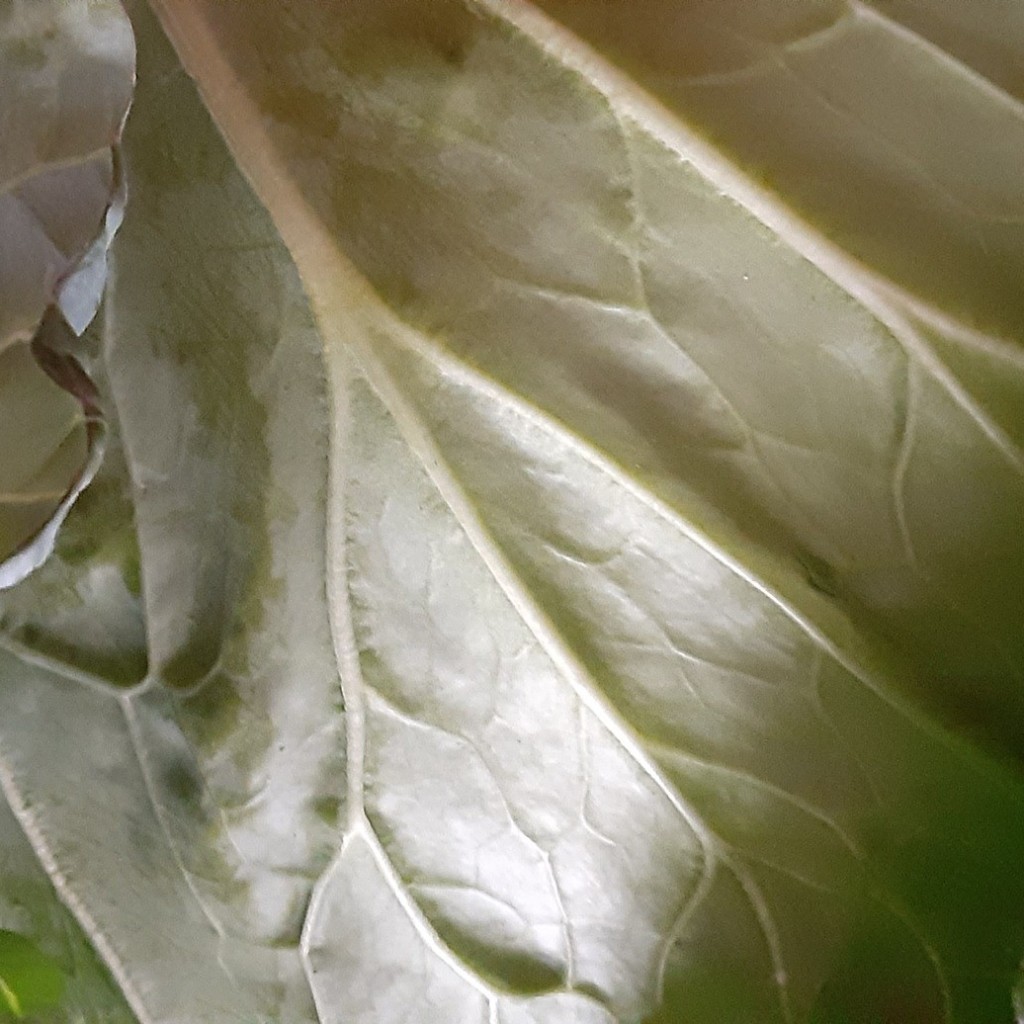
439, 37, 469, 68
5, 38, 47, 71
161, 756, 202, 805
312, 795, 341, 828
808, 909, 947, 1024
796, 550, 840, 598
646, 961, 767, 1023
427, 916, 564, 995
0, 930, 65, 1019
178, 674, 244, 754
11, 622, 147, 689
120, 543, 142, 598
161, 633, 224, 691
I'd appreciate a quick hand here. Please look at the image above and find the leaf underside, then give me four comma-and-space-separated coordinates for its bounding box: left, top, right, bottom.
1, 1, 1023, 1023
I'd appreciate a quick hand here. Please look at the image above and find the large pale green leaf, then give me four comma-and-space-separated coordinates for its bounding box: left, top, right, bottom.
2, 1, 1023, 1022
0, 0, 134, 588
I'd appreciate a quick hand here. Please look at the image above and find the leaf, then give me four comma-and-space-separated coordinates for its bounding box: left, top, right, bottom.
6, 5, 339, 1020
2, 1, 1023, 1022
0, 929, 65, 1019
0, 0, 135, 588
0, 791, 136, 1023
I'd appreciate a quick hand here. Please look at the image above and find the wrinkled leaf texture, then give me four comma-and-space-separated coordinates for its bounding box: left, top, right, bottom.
2, 1, 1024, 1022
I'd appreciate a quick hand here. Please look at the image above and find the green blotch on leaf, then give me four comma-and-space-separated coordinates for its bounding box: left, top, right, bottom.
312, 796, 341, 828
6, 39, 46, 71
179, 674, 243, 753
796, 550, 840, 599
161, 756, 203, 805
0, 930, 65, 1019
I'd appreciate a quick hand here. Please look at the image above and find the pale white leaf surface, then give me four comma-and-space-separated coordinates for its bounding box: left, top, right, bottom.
1, 2, 1023, 1023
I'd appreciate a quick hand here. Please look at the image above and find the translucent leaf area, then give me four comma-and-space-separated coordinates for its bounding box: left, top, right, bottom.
1, 1, 1022, 1022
